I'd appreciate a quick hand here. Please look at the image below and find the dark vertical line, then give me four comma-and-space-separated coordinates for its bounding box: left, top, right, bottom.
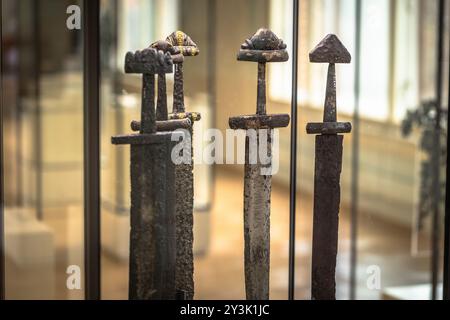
33, 0, 43, 220
444, 0, 450, 301
15, 1, 22, 208
112, 0, 124, 211
432, 0, 445, 301
83, 0, 101, 300
288, 0, 299, 301
0, 0, 5, 301
207, 0, 217, 211
388, 0, 397, 122
350, 0, 362, 301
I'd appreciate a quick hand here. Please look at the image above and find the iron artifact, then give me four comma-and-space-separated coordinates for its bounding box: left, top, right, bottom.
132, 32, 201, 300
112, 45, 180, 300
307, 34, 352, 300
229, 28, 290, 300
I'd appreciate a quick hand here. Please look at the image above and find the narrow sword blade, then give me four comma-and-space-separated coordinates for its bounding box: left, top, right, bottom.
243, 131, 272, 300
311, 134, 343, 300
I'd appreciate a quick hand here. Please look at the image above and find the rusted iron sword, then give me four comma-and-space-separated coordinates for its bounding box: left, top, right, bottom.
229, 29, 290, 300
307, 34, 352, 300
112, 46, 180, 300
130, 32, 201, 300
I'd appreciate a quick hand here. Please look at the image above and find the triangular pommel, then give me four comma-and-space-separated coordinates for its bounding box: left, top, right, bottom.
309, 34, 351, 64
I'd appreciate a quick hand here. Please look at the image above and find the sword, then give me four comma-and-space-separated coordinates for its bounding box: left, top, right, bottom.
229, 29, 290, 300
132, 32, 201, 300
307, 34, 352, 300
112, 46, 180, 300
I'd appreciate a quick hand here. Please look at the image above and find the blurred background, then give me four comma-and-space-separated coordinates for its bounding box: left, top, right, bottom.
1, 0, 449, 300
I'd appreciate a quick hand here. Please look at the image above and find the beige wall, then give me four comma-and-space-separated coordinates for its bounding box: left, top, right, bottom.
180, 0, 421, 228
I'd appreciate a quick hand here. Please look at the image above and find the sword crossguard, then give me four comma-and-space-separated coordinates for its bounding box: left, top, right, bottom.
307, 34, 352, 135
230, 29, 290, 130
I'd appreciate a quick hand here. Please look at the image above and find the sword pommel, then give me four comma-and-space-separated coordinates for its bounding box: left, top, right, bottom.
237, 28, 289, 63
124, 47, 173, 74
309, 34, 351, 64
307, 35, 351, 135
166, 31, 200, 58
231, 29, 290, 127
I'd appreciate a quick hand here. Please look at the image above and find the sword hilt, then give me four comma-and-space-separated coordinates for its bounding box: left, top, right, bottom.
150, 40, 184, 122
166, 31, 200, 115
307, 34, 352, 135
124, 46, 173, 134
230, 28, 290, 130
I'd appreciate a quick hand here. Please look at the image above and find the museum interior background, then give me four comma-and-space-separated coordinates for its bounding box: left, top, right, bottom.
1, 0, 450, 299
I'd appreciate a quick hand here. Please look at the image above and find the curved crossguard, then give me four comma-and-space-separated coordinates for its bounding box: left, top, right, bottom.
307, 34, 352, 135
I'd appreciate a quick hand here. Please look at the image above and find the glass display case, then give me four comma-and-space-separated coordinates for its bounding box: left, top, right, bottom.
0, 0, 449, 300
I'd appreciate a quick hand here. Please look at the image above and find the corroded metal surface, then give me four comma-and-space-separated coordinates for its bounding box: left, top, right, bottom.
243, 133, 272, 300
164, 31, 200, 300
229, 29, 290, 300
166, 31, 199, 114
113, 44, 177, 300
311, 135, 343, 300
309, 34, 351, 64
129, 136, 177, 300
229, 114, 290, 130
307, 34, 351, 300
130, 119, 191, 132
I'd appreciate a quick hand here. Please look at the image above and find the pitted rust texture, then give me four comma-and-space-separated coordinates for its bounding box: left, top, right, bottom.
229, 114, 290, 130
166, 31, 200, 56
130, 119, 192, 133
306, 122, 352, 135
307, 34, 351, 301
309, 34, 351, 64
306, 35, 351, 135
238, 28, 288, 63
129, 135, 177, 300
163, 31, 200, 300
244, 133, 272, 300
229, 28, 289, 301
114, 43, 180, 300
175, 134, 195, 300
166, 31, 199, 114
125, 47, 173, 74
149, 40, 183, 123
311, 135, 343, 300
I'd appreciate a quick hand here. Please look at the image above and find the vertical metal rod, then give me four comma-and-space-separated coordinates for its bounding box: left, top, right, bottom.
444, 0, 450, 300
432, 0, 445, 301
350, 0, 362, 301
83, 0, 101, 300
0, 0, 5, 301
207, 0, 217, 212
33, 0, 43, 220
288, 0, 299, 301
257, 62, 266, 115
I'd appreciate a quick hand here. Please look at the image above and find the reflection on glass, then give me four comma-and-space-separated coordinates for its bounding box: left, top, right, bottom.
2, 0, 84, 299
0, 0, 448, 301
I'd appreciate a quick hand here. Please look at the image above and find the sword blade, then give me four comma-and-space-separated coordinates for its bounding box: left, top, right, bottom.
129, 134, 177, 300
311, 134, 343, 300
175, 126, 194, 300
243, 131, 272, 300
